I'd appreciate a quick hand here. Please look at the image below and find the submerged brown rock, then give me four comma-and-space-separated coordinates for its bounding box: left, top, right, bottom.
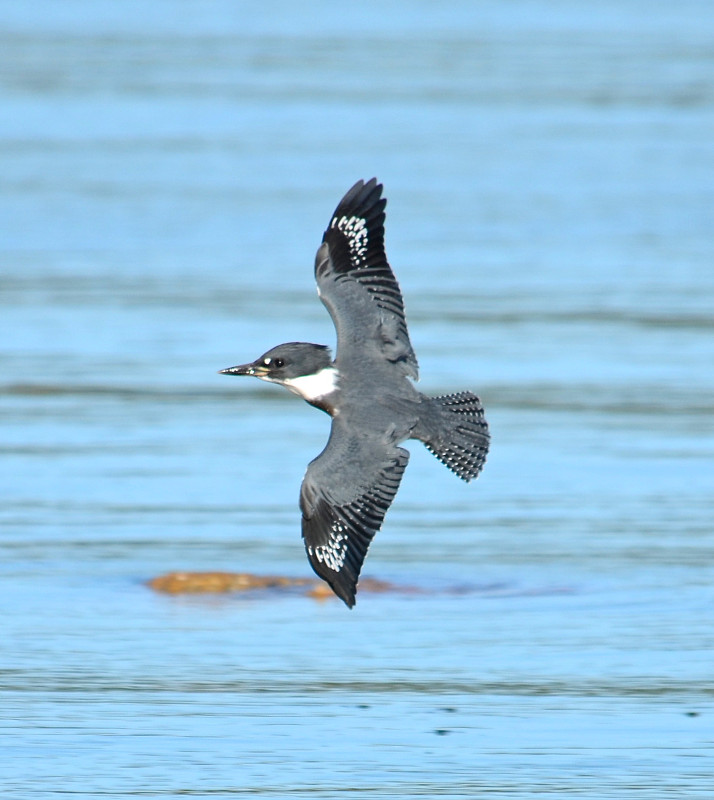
147, 571, 313, 594
147, 571, 421, 600
147, 572, 571, 602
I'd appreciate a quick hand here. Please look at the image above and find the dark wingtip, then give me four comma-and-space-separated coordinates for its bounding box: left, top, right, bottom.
303, 539, 358, 608
335, 178, 384, 216
335, 584, 356, 609
322, 572, 357, 608
361, 176, 380, 195
346, 176, 379, 195
342, 585, 357, 609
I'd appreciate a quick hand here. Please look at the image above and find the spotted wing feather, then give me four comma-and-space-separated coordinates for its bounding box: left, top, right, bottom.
315, 179, 419, 379
299, 421, 410, 607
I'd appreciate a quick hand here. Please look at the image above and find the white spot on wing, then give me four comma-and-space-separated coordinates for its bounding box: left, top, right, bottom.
330, 215, 369, 265
310, 520, 348, 572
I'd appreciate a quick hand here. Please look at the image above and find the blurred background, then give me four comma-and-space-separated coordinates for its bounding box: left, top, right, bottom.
1, 1, 713, 797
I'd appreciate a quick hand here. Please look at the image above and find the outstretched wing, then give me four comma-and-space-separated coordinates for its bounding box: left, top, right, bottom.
299, 417, 410, 607
314, 178, 419, 380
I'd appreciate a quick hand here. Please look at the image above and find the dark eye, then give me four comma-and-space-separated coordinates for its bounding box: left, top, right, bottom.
273, 358, 285, 368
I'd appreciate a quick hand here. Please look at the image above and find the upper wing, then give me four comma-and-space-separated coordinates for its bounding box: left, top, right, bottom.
299, 417, 410, 607
314, 178, 419, 380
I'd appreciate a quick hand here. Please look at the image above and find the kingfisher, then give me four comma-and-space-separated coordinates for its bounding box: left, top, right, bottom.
220, 179, 489, 607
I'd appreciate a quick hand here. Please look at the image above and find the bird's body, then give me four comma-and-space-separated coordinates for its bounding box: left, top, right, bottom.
221, 179, 489, 607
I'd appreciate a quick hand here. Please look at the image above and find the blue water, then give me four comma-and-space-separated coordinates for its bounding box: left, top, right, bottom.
2, 2, 714, 797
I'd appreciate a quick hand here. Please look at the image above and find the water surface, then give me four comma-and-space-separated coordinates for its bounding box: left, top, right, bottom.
2, 2, 713, 797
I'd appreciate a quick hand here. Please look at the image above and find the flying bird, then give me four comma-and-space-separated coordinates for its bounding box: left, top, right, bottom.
220, 179, 489, 607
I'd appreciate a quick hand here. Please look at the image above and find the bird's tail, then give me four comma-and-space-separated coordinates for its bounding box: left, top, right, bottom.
423, 392, 489, 482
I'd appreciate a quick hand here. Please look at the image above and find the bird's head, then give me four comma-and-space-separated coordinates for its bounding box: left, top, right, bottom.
219, 342, 334, 386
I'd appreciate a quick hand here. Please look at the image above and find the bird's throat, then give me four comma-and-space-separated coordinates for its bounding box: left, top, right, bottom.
282, 367, 340, 405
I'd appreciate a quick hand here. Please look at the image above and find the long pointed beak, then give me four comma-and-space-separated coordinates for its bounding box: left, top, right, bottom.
218, 363, 268, 377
